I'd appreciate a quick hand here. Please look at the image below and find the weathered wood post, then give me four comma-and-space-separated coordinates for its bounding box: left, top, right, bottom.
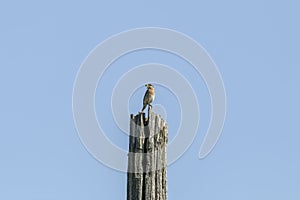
127, 110, 168, 200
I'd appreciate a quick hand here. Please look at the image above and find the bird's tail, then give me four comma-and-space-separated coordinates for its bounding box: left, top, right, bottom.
141, 104, 147, 112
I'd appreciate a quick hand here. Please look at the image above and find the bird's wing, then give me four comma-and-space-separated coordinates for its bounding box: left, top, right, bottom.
143, 90, 150, 105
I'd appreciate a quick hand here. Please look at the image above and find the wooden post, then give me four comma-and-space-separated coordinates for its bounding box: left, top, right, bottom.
127, 110, 168, 200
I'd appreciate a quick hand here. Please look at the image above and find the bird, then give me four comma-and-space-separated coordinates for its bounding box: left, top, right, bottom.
141, 83, 155, 112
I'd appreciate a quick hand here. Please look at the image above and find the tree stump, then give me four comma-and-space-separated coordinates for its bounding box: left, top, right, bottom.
127, 111, 168, 200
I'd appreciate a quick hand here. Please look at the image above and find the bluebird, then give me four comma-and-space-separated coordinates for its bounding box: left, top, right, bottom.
141, 83, 155, 112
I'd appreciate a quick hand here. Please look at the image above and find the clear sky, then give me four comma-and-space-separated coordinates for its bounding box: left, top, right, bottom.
1, 0, 300, 199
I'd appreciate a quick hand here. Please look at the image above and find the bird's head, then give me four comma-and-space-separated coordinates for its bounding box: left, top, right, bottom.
145, 83, 154, 90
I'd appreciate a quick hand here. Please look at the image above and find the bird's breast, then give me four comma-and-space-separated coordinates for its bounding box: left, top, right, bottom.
151, 94, 155, 102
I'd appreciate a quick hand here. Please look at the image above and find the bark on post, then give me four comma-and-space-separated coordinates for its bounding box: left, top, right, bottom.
127, 110, 168, 200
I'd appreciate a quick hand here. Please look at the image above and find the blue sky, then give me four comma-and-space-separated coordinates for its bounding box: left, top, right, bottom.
1, 0, 300, 199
